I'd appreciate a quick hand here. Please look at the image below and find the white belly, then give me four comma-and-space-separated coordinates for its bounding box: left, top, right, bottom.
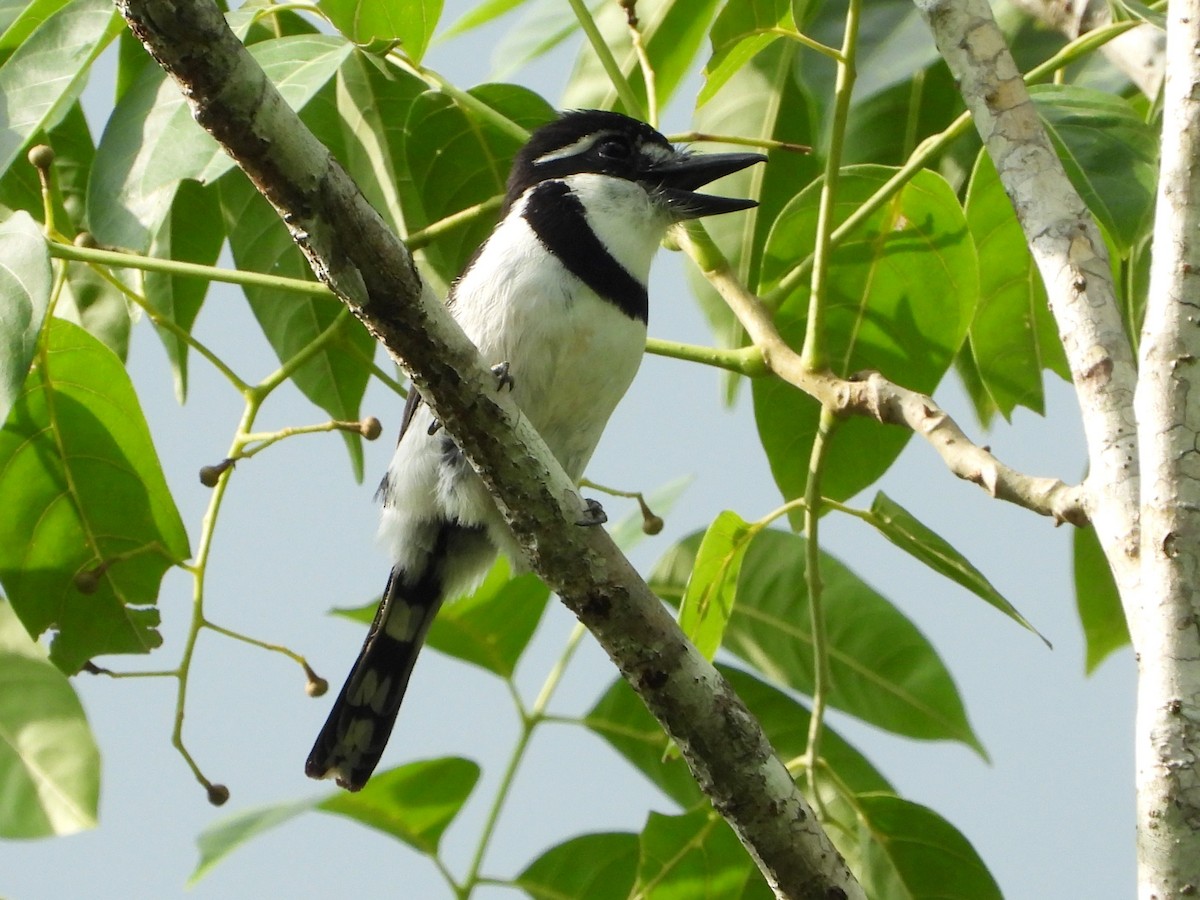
379, 217, 649, 572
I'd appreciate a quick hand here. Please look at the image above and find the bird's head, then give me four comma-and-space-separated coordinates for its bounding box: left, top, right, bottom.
504, 110, 766, 220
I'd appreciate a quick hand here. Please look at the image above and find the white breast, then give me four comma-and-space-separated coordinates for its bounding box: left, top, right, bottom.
451, 189, 656, 477
379, 177, 663, 571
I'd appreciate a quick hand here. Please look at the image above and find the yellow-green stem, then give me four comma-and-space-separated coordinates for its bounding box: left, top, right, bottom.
460, 623, 589, 895
800, 0, 861, 370
254, 307, 352, 397
48, 241, 330, 296
566, 0, 645, 117
645, 336, 766, 376
802, 406, 838, 807
171, 395, 260, 792
237, 419, 366, 460
203, 619, 314, 672
84, 257, 250, 393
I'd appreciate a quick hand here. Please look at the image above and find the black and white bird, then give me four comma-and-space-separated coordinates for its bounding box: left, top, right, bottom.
306, 109, 764, 791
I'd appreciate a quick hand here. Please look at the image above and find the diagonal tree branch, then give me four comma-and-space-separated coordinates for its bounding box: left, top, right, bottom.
113, 0, 862, 897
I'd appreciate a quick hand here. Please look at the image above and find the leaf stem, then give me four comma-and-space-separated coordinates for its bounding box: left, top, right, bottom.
644, 336, 767, 375
237, 419, 373, 459
253, 306, 353, 397
778, 26, 843, 61
391, 55, 530, 143
202, 618, 317, 677
668, 131, 810, 154
83, 256, 251, 393
170, 395, 260, 797
800, 0, 861, 370
621, 0, 658, 126
47, 240, 329, 296
459, 623, 589, 895
406, 195, 503, 250
802, 406, 838, 809
566, 0, 645, 117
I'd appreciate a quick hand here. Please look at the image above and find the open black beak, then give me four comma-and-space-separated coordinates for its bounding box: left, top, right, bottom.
643, 151, 767, 219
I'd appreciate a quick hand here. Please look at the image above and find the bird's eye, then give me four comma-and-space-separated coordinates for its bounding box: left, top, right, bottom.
595, 138, 631, 159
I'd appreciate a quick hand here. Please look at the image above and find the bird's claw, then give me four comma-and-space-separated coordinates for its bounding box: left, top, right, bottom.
491, 361, 515, 392
428, 362, 511, 435
576, 498, 608, 527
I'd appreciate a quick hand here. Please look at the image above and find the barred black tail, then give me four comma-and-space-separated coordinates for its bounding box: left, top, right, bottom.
305, 562, 444, 791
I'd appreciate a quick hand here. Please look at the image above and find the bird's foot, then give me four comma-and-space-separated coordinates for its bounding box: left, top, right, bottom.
491, 361, 515, 392
576, 498, 608, 527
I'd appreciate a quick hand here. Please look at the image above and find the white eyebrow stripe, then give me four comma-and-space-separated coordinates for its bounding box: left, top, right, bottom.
640, 143, 675, 162
534, 132, 606, 165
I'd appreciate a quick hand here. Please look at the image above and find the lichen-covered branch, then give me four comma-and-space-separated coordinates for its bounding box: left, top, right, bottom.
113, 0, 861, 896
1131, 2, 1200, 893
913, 0, 1140, 616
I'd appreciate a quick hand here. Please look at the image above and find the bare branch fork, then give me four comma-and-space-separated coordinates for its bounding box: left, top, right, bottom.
114, 0, 862, 896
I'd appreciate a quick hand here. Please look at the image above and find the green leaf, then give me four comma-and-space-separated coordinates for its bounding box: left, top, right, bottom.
400, 83, 555, 286
0, 211, 51, 427
424, 559, 550, 678
678, 511, 752, 661
964, 148, 1068, 418
219, 172, 374, 480
952, 341, 998, 429
562, 0, 724, 115
439, 0, 529, 40
650, 529, 986, 754
755, 165, 978, 504
1073, 525, 1128, 673
88, 33, 353, 252
855, 793, 1001, 900
842, 63, 965, 168
0, 0, 73, 52
487, 0, 587, 79
868, 492, 1047, 644
635, 809, 765, 899
0, 318, 190, 672
144, 179, 224, 402
1108, 0, 1167, 28
698, 0, 797, 106
319, 757, 480, 853
0, 596, 99, 838
585, 666, 891, 811
0, 0, 119, 179
0, 101, 95, 231
517, 831, 640, 900
191, 757, 478, 883
1030, 84, 1158, 257
33, 102, 130, 361
191, 797, 320, 885
54, 256, 133, 361
318, 0, 442, 60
